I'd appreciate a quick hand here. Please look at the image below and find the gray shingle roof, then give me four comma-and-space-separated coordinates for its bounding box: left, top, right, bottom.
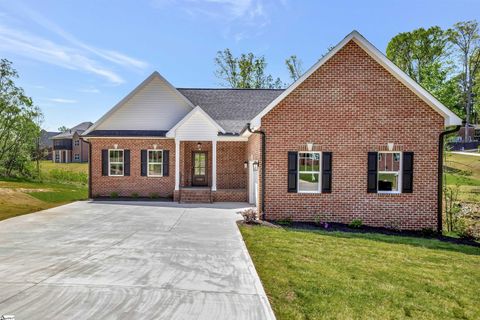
177, 89, 284, 134
51, 121, 93, 139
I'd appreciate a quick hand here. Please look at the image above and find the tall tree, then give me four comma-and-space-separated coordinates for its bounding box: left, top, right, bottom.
285, 55, 303, 82
386, 26, 461, 113
58, 125, 69, 132
215, 49, 283, 89
447, 20, 480, 140
0, 59, 42, 177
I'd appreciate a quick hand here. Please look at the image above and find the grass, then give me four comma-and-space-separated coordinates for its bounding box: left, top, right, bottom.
445, 152, 480, 203
240, 225, 480, 320
0, 161, 88, 221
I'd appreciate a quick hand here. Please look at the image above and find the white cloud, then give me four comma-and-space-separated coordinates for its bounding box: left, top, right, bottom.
0, 1, 148, 84
16, 3, 148, 70
48, 98, 77, 104
0, 25, 125, 84
151, 0, 286, 41
78, 88, 100, 93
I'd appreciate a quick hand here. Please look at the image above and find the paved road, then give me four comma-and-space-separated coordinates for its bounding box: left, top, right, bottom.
0, 201, 275, 320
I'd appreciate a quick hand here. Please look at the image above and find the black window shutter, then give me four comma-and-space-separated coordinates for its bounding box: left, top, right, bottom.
322, 152, 332, 193
287, 151, 298, 193
367, 152, 378, 193
141, 150, 147, 176
163, 150, 169, 176
402, 152, 414, 193
124, 150, 130, 176
102, 149, 108, 176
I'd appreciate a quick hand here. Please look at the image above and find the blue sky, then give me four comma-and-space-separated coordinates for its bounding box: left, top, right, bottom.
0, 0, 478, 131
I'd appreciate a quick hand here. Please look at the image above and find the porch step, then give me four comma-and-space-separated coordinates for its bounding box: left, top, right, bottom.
179, 189, 212, 203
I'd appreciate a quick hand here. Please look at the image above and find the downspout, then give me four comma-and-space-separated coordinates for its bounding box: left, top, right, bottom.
437, 124, 461, 233
247, 123, 266, 220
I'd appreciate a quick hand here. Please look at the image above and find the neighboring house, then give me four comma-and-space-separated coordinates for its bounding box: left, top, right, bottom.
457, 124, 480, 142
51, 122, 92, 163
39, 130, 59, 160
82, 31, 461, 231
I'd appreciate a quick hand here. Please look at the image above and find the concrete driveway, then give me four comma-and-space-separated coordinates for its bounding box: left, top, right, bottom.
0, 201, 275, 320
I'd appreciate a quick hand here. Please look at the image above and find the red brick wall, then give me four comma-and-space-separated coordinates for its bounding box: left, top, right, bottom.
261, 40, 444, 230
217, 141, 247, 189
90, 139, 175, 198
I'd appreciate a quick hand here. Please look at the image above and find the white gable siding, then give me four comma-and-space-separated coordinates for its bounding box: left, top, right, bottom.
175, 112, 219, 140
96, 77, 192, 131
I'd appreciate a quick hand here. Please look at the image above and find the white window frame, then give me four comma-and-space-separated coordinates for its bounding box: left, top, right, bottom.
74, 154, 80, 160
297, 151, 322, 194
108, 149, 124, 177
377, 151, 402, 194
55, 151, 60, 162
74, 140, 80, 146
147, 149, 163, 177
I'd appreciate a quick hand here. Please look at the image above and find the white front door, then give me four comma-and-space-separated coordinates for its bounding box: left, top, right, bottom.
249, 161, 259, 207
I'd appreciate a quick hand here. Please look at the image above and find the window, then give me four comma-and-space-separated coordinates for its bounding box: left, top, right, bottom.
74, 154, 80, 160
148, 150, 163, 177
298, 152, 321, 193
377, 152, 402, 193
109, 149, 124, 176
55, 151, 60, 162
74, 140, 80, 146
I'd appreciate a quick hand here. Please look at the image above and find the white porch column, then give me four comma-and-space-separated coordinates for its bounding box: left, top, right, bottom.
175, 139, 180, 190
212, 139, 217, 191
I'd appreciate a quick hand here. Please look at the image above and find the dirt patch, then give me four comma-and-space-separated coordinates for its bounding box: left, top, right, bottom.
0, 187, 51, 194
0, 189, 46, 206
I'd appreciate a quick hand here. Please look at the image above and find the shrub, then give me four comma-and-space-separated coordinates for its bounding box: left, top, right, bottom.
131, 192, 139, 198
110, 192, 119, 198
149, 192, 159, 199
314, 215, 329, 229
421, 228, 435, 237
240, 209, 257, 223
349, 219, 363, 229
457, 221, 480, 240
277, 216, 293, 226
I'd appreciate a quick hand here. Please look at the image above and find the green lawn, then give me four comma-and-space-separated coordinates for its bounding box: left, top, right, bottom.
445, 152, 480, 203
240, 225, 480, 320
0, 161, 88, 221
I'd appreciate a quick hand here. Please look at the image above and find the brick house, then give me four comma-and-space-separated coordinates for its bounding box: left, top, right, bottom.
51, 122, 92, 163
82, 31, 461, 231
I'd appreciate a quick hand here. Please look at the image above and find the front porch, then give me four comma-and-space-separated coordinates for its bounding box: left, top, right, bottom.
173, 140, 249, 203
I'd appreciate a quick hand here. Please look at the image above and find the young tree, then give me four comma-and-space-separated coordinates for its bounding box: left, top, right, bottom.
448, 20, 480, 140
285, 55, 303, 82
386, 26, 462, 113
0, 59, 42, 177
215, 49, 283, 89
58, 125, 69, 132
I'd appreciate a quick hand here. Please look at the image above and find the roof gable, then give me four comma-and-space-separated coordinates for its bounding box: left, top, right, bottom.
249, 31, 462, 128
166, 106, 225, 139
83, 72, 194, 135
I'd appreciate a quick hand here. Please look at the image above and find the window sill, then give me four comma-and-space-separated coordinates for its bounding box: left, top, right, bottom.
297, 191, 321, 194
377, 191, 402, 195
